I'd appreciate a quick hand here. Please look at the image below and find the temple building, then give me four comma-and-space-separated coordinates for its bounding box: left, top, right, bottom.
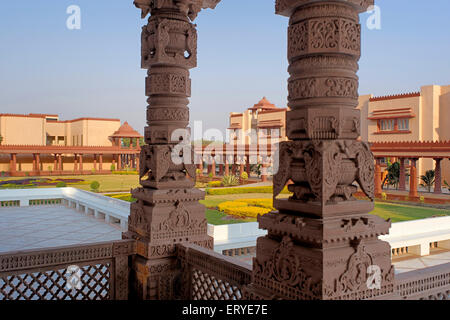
359, 84, 450, 194
226, 86, 450, 193
228, 97, 288, 145
0, 113, 142, 176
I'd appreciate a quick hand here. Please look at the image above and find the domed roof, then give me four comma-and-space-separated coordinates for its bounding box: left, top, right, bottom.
249, 97, 277, 110
109, 121, 142, 138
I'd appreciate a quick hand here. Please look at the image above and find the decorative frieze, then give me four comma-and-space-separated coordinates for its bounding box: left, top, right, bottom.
288, 17, 361, 60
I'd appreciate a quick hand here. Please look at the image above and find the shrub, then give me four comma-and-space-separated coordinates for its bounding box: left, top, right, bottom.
110, 164, 116, 171
221, 175, 239, 187
90, 181, 100, 192
112, 171, 138, 175
207, 185, 290, 195
208, 172, 213, 178
240, 172, 248, 180
56, 182, 67, 188
419, 196, 425, 203
208, 181, 222, 188
381, 192, 387, 200
196, 168, 202, 176
47, 166, 52, 172
217, 199, 274, 218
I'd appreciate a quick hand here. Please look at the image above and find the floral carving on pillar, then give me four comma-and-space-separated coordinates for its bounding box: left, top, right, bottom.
245, 0, 395, 300
127, 0, 220, 300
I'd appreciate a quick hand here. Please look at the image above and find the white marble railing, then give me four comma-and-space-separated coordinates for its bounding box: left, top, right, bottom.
0, 188, 130, 231
1, 188, 449, 256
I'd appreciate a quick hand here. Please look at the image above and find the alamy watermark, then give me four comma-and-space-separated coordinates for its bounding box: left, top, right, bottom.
66, 5, 81, 30
65, 265, 82, 291
365, 5, 381, 30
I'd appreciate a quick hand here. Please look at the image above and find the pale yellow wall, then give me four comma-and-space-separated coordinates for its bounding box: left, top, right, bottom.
84, 120, 120, 146
0, 116, 45, 145
0, 115, 120, 147
358, 84, 450, 184
420, 85, 441, 142
357, 94, 371, 142
366, 96, 421, 143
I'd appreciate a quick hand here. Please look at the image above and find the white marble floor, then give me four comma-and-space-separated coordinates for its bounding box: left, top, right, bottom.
393, 250, 450, 274
0, 205, 122, 253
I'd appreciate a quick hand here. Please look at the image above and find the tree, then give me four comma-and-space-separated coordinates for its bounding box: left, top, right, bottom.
420, 170, 435, 192
444, 180, 449, 191
381, 160, 400, 190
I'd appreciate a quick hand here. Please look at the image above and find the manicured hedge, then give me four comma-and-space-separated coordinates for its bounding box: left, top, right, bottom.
217, 198, 275, 218
112, 171, 139, 175
206, 186, 290, 195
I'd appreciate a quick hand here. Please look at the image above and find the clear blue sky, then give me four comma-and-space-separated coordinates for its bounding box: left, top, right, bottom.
1, 0, 449, 136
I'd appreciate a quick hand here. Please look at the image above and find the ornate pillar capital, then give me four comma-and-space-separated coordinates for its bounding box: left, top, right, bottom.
134, 0, 220, 20
275, 0, 374, 17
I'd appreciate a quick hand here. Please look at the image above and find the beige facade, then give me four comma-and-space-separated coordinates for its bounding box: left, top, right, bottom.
0, 114, 141, 175
228, 97, 288, 146
0, 114, 121, 147
358, 84, 450, 182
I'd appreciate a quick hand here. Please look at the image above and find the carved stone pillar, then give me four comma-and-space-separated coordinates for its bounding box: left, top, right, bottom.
35, 154, 41, 172
10, 154, 17, 174
58, 154, 62, 171
374, 158, 382, 196
125, 0, 220, 300
399, 158, 406, 191
246, 155, 251, 176
79, 154, 83, 172
244, 0, 394, 300
434, 158, 442, 194
409, 158, 418, 198
74, 154, 78, 172
210, 156, 216, 177
224, 156, 230, 176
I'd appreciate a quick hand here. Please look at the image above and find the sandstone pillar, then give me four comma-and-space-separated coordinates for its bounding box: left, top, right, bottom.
93, 155, 98, 171
261, 162, 268, 182
399, 158, 406, 191
224, 156, 230, 176
125, 0, 220, 300
35, 154, 41, 173
210, 156, 216, 177
409, 158, 418, 198
74, 154, 78, 172
58, 154, 62, 171
53, 155, 58, 172
99, 154, 103, 171
10, 154, 17, 174
244, 0, 394, 300
434, 158, 442, 194
374, 158, 382, 197
79, 154, 83, 172
246, 155, 251, 177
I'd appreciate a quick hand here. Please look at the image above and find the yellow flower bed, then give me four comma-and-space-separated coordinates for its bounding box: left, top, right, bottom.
217, 199, 274, 218
208, 181, 222, 188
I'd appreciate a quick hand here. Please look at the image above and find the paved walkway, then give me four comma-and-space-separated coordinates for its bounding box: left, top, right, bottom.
0, 205, 122, 253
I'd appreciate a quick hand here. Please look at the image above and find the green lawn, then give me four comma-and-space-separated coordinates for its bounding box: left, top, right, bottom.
371, 202, 449, 223
0, 174, 140, 192
104, 191, 450, 225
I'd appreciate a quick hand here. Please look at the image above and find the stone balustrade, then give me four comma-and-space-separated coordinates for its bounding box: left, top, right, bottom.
0, 188, 130, 231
